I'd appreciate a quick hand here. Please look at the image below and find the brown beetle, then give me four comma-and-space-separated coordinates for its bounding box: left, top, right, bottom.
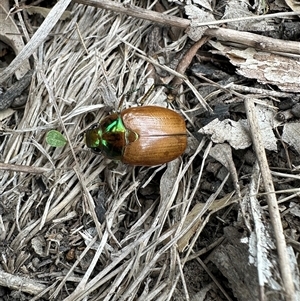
86, 106, 187, 166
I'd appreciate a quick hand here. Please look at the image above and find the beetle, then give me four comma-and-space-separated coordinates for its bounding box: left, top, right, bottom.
85, 106, 187, 166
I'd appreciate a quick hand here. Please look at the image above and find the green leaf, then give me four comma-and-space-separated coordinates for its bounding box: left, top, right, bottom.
46, 130, 67, 147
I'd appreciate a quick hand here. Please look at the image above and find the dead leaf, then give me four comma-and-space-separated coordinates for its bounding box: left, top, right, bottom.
282, 122, 300, 154
199, 102, 277, 151
284, 0, 300, 12
223, 0, 273, 31
199, 118, 252, 149
31, 236, 46, 257
176, 203, 204, 252
209, 143, 233, 170
176, 192, 236, 252
0, 108, 15, 121
289, 202, 300, 217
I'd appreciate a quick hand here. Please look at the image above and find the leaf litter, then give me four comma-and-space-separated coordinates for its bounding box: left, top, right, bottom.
0, 0, 300, 301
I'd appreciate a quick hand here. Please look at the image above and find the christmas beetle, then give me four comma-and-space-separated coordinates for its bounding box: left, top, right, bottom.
85, 106, 187, 166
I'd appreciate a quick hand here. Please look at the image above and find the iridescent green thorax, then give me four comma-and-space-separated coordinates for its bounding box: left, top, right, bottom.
102, 114, 125, 134
85, 113, 137, 160
100, 115, 125, 159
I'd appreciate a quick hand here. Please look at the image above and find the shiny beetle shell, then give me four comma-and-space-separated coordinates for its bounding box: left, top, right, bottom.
85, 106, 187, 166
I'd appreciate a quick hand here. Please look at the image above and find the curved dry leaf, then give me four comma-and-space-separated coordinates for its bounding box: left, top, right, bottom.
31, 236, 46, 257
255, 103, 278, 151
209, 143, 233, 170
282, 122, 300, 154
160, 159, 181, 203
176, 203, 204, 252
177, 192, 236, 252
284, 0, 300, 12
223, 0, 273, 31
0, 108, 15, 121
289, 202, 300, 217
199, 118, 252, 149
199, 102, 277, 151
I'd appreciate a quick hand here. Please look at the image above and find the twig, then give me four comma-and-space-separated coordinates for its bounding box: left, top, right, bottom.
171, 36, 210, 92
205, 28, 300, 56
226, 83, 294, 98
0, 162, 52, 174
73, 0, 189, 28
73, 0, 300, 56
198, 12, 300, 26
244, 98, 295, 301
74, 0, 299, 29
0, 269, 46, 295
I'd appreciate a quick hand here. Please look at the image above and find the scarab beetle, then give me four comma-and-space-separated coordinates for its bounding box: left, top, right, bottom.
85, 106, 187, 166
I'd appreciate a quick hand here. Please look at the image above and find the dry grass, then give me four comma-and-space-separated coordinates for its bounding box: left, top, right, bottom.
1, 1, 299, 301
1, 2, 219, 300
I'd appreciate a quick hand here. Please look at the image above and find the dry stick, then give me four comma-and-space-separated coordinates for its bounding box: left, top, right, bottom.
227, 84, 293, 98
192, 11, 299, 26
73, 0, 300, 55
73, 0, 299, 29
172, 36, 210, 91
0, 162, 52, 174
205, 28, 300, 56
74, 0, 189, 28
244, 98, 295, 301
0, 269, 46, 295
